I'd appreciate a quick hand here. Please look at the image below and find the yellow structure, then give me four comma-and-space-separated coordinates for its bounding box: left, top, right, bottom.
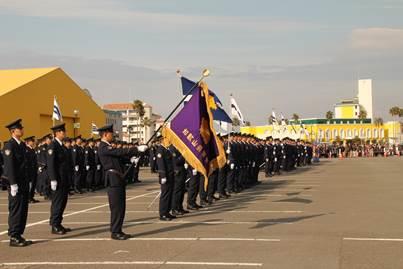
0, 67, 105, 142
241, 119, 401, 144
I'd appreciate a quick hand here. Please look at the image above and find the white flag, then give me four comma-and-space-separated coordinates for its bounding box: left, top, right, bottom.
230, 95, 245, 126
91, 123, 98, 135
52, 96, 62, 121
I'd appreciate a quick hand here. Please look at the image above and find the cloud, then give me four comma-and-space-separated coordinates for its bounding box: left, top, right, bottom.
351, 28, 403, 50
0, 0, 320, 32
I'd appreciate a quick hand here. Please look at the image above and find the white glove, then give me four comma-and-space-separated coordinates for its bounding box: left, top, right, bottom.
153, 157, 156, 160
252, 162, 256, 167
161, 178, 167, 184
75, 165, 79, 172
265, 158, 269, 162
230, 163, 235, 170
184, 163, 189, 169
97, 164, 101, 170
86, 165, 90, 171
51, 180, 57, 191
130, 157, 137, 164
10, 184, 18, 197
226, 149, 230, 154
38, 167, 43, 173
226, 160, 230, 164
137, 145, 148, 152
29, 182, 32, 192
192, 169, 197, 176
274, 158, 278, 162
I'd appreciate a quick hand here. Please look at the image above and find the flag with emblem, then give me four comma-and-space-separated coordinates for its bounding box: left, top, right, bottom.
52, 96, 62, 121
180, 76, 232, 123
230, 95, 245, 125
163, 81, 226, 189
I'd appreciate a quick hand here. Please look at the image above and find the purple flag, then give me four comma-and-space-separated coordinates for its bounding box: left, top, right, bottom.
163, 82, 226, 187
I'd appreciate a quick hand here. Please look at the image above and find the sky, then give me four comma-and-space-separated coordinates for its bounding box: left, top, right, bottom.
0, 0, 402, 124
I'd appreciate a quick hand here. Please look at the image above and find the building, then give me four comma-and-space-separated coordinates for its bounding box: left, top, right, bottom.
104, 109, 123, 140
241, 118, 401, 144
102, 102, 162, 143
334, 79, 373, 119
0, 67, 105, 142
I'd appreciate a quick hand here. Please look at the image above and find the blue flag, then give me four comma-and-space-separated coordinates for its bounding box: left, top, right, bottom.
181, 77, 232, 123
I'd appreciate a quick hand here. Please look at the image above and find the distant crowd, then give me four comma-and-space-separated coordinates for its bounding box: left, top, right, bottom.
315, 142, 402, 158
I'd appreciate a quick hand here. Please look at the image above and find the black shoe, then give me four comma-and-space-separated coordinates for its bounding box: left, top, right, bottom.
166, 213, 176, 219
179, 209, 190, 214
207, 199, 214, 205
213, 196, 220, 201
111, 232, 131, 240
171, 210, 184, 216
187, 205, 199, 211
74, 188, 83, 194
29, 198, 40, 203
51, 226, 66, 235
200, 200, 208, 207
60, 225, 72, 233
159, 215, 174, 221
219, 194, 229, 199
9, 236, 32, 247
134, 180, 142, 183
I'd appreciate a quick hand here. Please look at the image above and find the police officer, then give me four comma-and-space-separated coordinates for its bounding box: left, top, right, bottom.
24, 136, 39, 203
72, 136, 84, 194
84, 138, 96, 192
2, 119, 32, 247
169, 145, 188, 215
155, 136, 176, 221
37, 134, 52, 200
97, 124, 147, 240
48, 123, 72, 235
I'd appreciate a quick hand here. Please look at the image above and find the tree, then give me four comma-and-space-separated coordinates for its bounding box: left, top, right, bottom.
232, 117, 240, 127
132, 99, 145, 140
358, 106, 367, 119
374, 117, 383, 127
325, 111, 334, 120
399, 108, 403, 117
389, 106, 401, 118
268, 115, 274, 125
141, 117, 155, 143
245, 121, 251, 126
292, 113, 300, 122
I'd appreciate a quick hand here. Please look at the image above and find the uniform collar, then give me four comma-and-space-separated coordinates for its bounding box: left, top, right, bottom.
55, 137, 63, 146
101, 139, 111, 146
12, 136, 21, 145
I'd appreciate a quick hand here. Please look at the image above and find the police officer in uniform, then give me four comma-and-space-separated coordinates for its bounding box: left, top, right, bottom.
2, 119, 32, 247
24, 136, 39, 203
84, 138, 96, 192
97, 124, 147, 240
47, 123, 72, 235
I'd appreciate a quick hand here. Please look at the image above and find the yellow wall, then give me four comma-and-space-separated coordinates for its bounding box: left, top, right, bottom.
0, 68, 105, 142
241, 122, 400, 143
340, 106, 355, 118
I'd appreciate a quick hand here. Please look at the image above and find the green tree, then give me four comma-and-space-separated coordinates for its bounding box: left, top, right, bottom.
374, 117, 383, 127
389, 106, 401, 118
292, 113, 300, 122
232, 117, 240, 127
245, 121, 251, 126
325, 111, 334, 120
141, 117, 155, 143
132, 99, 145, 140
358, 106, 367, 119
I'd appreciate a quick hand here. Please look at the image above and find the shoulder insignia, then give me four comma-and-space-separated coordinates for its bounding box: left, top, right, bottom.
48, 149, 53, 155
4, 149, 11, 156
157, 153, 162, 158
172, 153, 176, 157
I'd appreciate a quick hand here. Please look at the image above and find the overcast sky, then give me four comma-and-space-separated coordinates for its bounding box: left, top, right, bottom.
0, 0, 402, 124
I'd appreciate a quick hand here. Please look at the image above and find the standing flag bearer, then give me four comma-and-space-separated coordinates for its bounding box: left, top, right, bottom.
3, 119, 33, 247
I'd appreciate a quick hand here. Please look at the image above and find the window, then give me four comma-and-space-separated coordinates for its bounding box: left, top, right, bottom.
340, 129, 345, 139
333, 129, 338, 138
325, 129, 331, 140
360, 128, 365, 138
380, 129, 384, 138
354, 129, 358, 137
367, 129, 371, 138
347, 129, 352, 138
373, 129, 378, 138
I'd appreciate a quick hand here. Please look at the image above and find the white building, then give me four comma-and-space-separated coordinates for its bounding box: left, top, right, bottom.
104, 109, 123, 140
358, 79, 373, 120
103, 103, 162, 143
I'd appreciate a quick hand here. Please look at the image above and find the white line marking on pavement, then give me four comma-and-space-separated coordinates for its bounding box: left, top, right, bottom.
55, 220, 294, 225
1, 237, 280, 243
0, 261, 263, 267
343, 237, 403, 242
0, 191, 159, 236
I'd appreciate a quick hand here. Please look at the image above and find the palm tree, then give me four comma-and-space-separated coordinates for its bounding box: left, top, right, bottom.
292, 113, 300, 122
141, 117, 155, 143
399, 108, 403, 117
374, 117, 383, 127
245, 121, 251, 126
268, 115, 274, 125
325, 111, 333, 120
232, 117, 240, 127
389, 106, 401, 117
358, 106, 367, 119
132, 99, 145, 141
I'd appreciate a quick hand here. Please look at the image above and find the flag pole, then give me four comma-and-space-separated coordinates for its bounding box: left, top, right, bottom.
144, 69, 210, 145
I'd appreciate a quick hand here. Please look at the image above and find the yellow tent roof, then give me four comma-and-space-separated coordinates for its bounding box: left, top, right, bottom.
0, 67, 59, 97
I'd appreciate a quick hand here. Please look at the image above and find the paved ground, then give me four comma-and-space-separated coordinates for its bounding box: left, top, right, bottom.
1, 157, 403, 269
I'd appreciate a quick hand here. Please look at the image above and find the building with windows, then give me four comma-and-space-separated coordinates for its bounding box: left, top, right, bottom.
104, 109, 123, 140
102, 103, 162, 143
